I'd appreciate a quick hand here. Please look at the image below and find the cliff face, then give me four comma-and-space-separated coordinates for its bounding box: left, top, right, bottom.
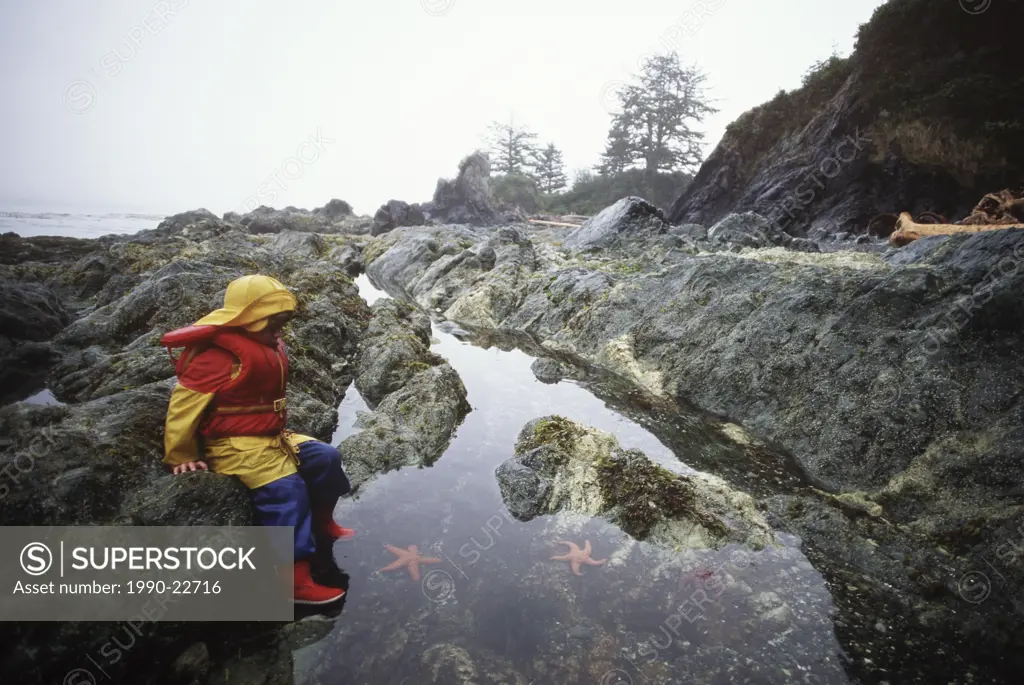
668, 0, 1024, 238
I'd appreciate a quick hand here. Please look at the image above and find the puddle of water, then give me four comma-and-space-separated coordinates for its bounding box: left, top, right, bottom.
355, 274, 388, 306
296, 275, 850, 684
330, 385, 370, 445
20, 389, 64, 407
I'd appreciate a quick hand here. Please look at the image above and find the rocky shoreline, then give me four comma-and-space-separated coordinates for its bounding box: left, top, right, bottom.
341, 298, 470, 492
1, 174, 1021, 681
363, 197, 1024, 682
0, 203, 476, 683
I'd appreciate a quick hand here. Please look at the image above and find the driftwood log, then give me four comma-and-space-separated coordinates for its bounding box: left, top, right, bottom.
885, 189, 1024, 246
889, 212, 1024, 247
526, 219, 585, 228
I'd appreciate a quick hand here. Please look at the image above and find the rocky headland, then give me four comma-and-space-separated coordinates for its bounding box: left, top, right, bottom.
667, 0, 1023, 242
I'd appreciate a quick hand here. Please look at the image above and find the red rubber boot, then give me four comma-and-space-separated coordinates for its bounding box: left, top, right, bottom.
292, 559, 344, 605
313, 505, 356, 541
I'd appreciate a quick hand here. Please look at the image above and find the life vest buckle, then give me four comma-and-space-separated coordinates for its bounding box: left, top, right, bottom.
273, 398, 287, 412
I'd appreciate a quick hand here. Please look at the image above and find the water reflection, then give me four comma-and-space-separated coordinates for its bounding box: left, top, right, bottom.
329, 385, 370, 445
22, 389, 64, 406
295, 275, 850, 684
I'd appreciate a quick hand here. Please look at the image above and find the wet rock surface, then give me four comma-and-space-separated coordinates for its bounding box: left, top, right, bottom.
4, 189, 1021, 683
367, 220, 1023, 504
231, 203, 373, 236
0, 209, 375, 684
270, 229, 328, 257
0, 282, 70, 340
0, 282, 70, 402
352, 298, 445, 407
563, 196, 668, 251
340, 361, 471, 493
707, 211, 795, 249
498, 416, 774, 549
364, 214, 1024, 683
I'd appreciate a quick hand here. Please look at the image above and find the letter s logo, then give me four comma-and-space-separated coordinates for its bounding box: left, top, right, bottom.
21, 542, 53, 576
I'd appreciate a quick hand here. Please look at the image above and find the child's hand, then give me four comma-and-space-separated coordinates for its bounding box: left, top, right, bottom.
171, 460, 209, 475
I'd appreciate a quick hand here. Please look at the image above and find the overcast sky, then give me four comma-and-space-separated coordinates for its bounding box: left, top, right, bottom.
0, 0, 885, 217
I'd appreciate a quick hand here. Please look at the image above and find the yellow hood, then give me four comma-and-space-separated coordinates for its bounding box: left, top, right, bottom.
193, 275, 296, 332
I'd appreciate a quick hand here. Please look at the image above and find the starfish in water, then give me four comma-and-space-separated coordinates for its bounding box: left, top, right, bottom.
550, 540, 607, 576
379, 544, 441, 581
679, 566, 714, 591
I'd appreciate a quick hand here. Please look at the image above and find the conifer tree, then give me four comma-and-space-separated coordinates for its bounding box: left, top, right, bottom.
532, 143, 568, 193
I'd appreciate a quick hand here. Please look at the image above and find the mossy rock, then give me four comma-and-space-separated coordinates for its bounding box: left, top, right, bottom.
517, 415, 585, 455
597, 448, 727, 539
501, 416, 773, 549
362, 236, 395, 265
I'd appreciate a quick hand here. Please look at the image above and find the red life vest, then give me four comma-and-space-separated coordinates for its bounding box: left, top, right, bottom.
164, 327, 290, 438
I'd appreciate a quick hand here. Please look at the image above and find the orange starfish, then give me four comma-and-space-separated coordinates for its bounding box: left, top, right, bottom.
379, 544, 441, 581
679, 566, 714, 592
550, 540, 607, 576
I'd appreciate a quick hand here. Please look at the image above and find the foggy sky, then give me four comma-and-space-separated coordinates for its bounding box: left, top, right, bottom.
0, 0, 885, 217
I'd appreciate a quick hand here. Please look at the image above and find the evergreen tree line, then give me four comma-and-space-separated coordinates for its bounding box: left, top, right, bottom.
486, 52, 716, 216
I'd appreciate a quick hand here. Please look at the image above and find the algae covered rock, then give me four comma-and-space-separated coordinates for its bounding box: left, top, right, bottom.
0, 232, 99, 266
364, 224, 537, 330
0, 208, 374, 685
228, 203, 371, 236
371, 220, 1024, 547
340, 363, 470, 492
0, 379, 173, 526
281, 262, 371, 436
270, 229, 327, 257
497, 416, 774, 550
353, 298, 444, 407
122, 472, 254, 526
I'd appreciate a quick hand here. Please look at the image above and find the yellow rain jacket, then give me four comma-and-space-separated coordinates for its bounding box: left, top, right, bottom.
162, 275, 315, 489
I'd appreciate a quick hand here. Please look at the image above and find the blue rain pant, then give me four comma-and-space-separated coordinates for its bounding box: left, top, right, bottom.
249, 440, 351, 560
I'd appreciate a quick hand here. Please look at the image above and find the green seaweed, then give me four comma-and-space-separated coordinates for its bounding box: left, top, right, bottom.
402, 361, 432, 374
361, 237, 394, 265
385, 333, 426, 348
597, 448, 728, 539
524, 415, 584, 454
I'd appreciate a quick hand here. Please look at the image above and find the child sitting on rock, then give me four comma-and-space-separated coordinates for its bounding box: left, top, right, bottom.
161, 274, 354, 605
